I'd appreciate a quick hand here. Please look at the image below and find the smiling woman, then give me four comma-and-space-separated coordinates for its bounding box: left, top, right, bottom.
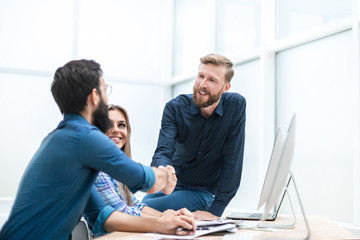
89, 104, 194, 236
106, 105, 131, 155
102, 105, 133, 206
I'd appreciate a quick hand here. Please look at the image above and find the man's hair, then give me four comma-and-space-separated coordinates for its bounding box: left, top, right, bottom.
51, 59, 103, 114
200, 53, 234, 83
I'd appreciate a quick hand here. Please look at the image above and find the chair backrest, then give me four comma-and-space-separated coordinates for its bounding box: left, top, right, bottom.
71, 217, 91, 240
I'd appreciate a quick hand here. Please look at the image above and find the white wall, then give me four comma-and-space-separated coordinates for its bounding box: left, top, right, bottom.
0, 73, 62, 196
276, 30, 354, 222
0, 1, 173, 221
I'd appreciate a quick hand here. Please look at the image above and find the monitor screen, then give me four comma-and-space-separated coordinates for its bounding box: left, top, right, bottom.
257, 127, 284, 210
262, 114, 296, 219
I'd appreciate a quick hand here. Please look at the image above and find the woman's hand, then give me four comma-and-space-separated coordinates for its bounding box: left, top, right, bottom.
156, 213, 196, 235
161, 208, 194, 219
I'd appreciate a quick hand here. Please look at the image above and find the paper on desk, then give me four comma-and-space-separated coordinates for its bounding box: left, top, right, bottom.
143, 223, 237, 239
196, 219, 240, 226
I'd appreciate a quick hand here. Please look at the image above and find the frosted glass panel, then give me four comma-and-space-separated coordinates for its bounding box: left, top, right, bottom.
78, 0, 164, 81
0, 73, 62, 197
172, 79, 194, 97
173, 0, 214, 76
217, 0, 260, 61
278, 0, 352, 38
276, 31, 353, 221
0, 0, 73, 70
108, 81, 169, 166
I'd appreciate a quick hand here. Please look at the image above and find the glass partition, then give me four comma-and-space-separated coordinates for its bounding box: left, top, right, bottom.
173, 0, 215, 76
276, 30, 353, 221
217, 0, 261, 61
0, 0, 73, 71
78, 0, 165, 80
0, 73, 62, 196
277, 0, 352, 38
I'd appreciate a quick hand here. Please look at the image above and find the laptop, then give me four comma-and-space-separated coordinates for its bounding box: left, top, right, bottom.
227, 127, 287, 221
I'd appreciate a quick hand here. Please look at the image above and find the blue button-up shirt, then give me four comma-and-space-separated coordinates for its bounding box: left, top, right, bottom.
0, 114, 155, 240
151, 92, 246, 216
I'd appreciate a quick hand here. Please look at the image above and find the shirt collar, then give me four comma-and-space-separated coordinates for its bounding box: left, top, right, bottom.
190, 93, 225, 117
58, 113, 91, 129
190, 97, 201, 116
63, 113, 88, 122
215, 95, 224, 116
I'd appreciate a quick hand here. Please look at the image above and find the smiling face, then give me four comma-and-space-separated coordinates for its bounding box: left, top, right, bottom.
193, 63, 230, 109
106, 109, 128, 149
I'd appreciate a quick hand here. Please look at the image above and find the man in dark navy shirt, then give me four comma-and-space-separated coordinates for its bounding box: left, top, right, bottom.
143, 54, 246, 220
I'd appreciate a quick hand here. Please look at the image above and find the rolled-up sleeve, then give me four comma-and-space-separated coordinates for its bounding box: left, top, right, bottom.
84, 187, 116, 236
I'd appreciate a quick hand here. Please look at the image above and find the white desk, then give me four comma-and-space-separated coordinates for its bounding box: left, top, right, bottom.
96, 215, 357, 240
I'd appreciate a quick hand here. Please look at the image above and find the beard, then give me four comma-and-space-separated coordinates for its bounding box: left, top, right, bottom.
193, 86, 223, 108
92, 97, 111, 133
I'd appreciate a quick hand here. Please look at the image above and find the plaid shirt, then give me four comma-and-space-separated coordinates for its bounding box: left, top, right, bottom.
94, 172, 146, 216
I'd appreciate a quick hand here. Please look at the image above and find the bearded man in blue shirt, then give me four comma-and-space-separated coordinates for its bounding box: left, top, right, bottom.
0, 59, 189, 239
143, 53, 246, 220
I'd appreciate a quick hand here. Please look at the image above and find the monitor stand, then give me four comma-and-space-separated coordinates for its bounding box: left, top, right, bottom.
257, 171, 311, 240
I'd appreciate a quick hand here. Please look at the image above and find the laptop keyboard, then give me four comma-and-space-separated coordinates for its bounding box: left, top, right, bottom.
236, 221, 258, 229
248, 213, 262, 218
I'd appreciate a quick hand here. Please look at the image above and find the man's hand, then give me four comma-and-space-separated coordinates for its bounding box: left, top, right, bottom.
146, 167, 168, 194
146, 165, 177, 194
193, 210, 219, 221
160, 165, 177, 195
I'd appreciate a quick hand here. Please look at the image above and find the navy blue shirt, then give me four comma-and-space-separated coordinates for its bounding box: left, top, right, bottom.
151, 92, 246, 216
0, 114, 155, 240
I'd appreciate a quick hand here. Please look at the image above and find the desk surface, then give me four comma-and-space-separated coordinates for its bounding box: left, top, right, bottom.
96, 215, 358, 240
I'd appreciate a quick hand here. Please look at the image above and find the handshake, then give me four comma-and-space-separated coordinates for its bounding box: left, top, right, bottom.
148, 165, 177, 195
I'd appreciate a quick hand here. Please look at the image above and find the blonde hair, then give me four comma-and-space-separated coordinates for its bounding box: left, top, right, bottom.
108, 104, 133, 206
200, 53, 234, 83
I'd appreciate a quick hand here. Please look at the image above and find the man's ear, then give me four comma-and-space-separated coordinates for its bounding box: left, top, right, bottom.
223, 82, 231, 93
89, 88, 99, 106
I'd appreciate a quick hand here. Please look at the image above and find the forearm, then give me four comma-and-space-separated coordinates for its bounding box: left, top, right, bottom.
146, 167, 168, 194
208, 187, 239, 216
104, 211, 161, 233
141, 206, 162, 217
103, 211, 196, 235
151, 102, 178, 168
209, 104, 245, 216
208, 198, 227, 216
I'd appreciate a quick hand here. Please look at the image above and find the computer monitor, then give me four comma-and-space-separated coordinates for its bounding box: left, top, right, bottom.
257, 127, 284, 210
226, 127, 285, 221
262, 114, 296, 220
